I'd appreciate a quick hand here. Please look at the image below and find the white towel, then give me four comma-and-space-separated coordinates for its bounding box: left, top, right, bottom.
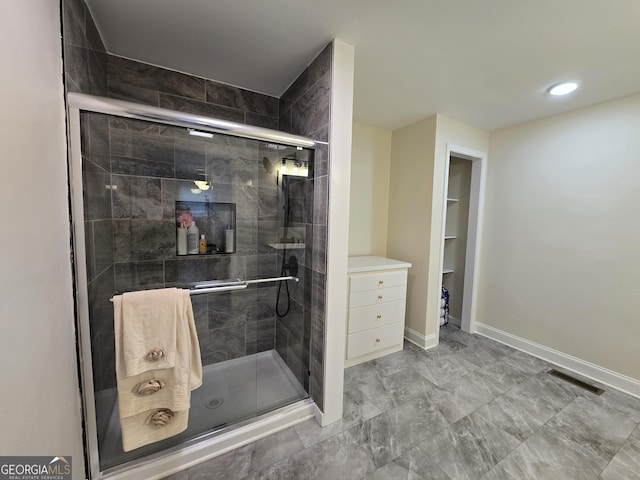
119, 410, 190, 452
113, 289, 202, 452
120, 288, 183, 377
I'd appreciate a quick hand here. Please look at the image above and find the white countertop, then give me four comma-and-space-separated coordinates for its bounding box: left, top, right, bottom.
347, 255, 412, 273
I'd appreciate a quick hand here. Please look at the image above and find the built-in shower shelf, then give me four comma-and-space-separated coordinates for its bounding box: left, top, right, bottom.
442, 267, 454, 274
268, 243, 306, 250
176, 251, 234, 258
175, 200, 236, 255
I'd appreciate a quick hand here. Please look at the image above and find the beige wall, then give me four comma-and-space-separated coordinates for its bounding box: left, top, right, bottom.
387, 114, 489, 340
387, 116, 437, 336
349, 90, 639, 386
478, 93, 640, 381
349, 122, 392, 256
0, 1, 85, 474
427, 115, 489, 336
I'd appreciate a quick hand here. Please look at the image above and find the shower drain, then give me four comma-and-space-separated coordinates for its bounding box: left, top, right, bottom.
205, 397, 224, 409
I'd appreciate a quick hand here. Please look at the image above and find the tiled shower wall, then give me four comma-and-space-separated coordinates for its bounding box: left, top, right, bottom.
279, 45, 332, 410
63, 0, 112, 391
82, 113, 300, 390
63, 0, 332, 411
62, 0, 107, 96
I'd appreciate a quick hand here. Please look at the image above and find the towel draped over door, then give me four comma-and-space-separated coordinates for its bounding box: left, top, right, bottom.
113, 288, 202, 452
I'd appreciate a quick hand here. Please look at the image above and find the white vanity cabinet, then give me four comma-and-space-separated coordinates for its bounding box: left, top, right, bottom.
345, 256, 412, 367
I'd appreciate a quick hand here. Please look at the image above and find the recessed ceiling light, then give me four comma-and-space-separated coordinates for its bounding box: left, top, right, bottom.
548, 82, 578, 96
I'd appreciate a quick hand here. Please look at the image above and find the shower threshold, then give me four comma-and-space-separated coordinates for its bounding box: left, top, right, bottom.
99, 349, 309, 474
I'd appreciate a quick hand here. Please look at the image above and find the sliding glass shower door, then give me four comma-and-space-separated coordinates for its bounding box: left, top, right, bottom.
76, 108, 314, 472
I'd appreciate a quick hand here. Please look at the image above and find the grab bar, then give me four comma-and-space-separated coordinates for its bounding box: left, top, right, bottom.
109, 275, 298, 301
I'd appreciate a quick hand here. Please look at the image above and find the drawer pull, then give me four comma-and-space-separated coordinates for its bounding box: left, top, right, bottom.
378, 295, 383, 300
378, 280, 384, 285
375, 338, 381, 343
376, 314, 382, 319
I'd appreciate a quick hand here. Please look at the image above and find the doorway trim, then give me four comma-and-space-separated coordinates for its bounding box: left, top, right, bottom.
438, 144, 487, 334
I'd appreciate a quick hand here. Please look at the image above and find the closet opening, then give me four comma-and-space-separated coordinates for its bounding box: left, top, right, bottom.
439, 145, 486, 335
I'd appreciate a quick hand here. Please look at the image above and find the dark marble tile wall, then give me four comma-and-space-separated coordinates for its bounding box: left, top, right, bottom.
83, 114, 288, 376
107, 56, 279, 130
278, 43, 333, 411
62, 0, 107, 96
100, 56, 285, 372
279, 44, 332, 141
64, 0, 329, 412
81, 115, 313, 390
81, 111, 115, 392
259, 140, 314, 393
63, 0, 111, 392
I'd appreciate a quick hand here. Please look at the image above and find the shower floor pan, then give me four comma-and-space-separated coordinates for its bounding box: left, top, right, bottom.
99, 349, 308, 471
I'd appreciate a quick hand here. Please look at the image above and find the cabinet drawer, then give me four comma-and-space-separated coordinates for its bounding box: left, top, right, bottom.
350, 270, 407, 293
349, 285, 406, 309
346, 323, 404, 360
348, 300, 405, 334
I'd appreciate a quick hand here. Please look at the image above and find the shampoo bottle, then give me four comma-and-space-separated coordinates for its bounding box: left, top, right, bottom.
187, 221, 199, 254
199, 234, 207, 254
225, 225, 234, 253
177, 225, 187, 255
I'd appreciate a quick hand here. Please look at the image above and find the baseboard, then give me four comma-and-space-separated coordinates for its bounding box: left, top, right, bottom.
313, 402, 325, 426
404, 327, 438, 350
447, 315, 461, 328
475, 323, 640, 399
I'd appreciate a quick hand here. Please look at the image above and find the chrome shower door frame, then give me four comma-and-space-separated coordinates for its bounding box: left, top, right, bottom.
66, 93, 317, 479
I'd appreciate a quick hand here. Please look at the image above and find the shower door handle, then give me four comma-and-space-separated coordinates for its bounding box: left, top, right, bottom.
189, 275, 298, 296
190, 284, 248, 295
193, 278, 245, 289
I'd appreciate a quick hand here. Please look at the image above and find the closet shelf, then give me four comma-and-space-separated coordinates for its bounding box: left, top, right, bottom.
444, 235, 456, 240
442, 268, 454, 274
447, 198, 459, 203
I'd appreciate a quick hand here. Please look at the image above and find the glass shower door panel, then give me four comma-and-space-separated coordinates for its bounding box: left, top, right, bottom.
77, 111, 312, 473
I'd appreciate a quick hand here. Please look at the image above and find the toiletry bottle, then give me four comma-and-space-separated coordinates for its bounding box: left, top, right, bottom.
187, 221, 199, 254
225, 225, 234, 253
199, 234, 207, 254
177, 225, 187, 255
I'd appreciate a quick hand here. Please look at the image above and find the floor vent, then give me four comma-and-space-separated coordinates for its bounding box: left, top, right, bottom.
547, 369, 605, 396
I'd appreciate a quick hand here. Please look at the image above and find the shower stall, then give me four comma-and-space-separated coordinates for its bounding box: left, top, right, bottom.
68, 93, 318, 478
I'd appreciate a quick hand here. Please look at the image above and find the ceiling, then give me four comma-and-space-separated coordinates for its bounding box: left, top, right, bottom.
86, 0, 640, 131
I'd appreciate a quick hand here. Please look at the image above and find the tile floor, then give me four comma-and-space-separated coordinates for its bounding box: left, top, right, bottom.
162, 324, 640, 479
